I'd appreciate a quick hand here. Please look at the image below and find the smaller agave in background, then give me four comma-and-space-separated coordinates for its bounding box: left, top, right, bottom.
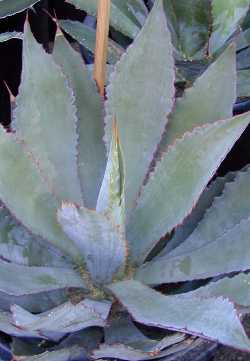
0, 1, 249, 360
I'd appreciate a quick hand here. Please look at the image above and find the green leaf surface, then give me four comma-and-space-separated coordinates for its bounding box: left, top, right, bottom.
0, 0, 40, 18
58, 203, 127, 285
13, 23, 83, 206
20, 347, 85, 361
59, 20, 124, 65
105, 313, 185, 352
0, 207, 72, 268
188, 273, 250, 308
0, 127, 81, 261
0, 32, 23, 42
237, 28, 250, 51
0, 259, 85, 296
160, 44, 236, 151
237, 45, 250, 69
209, 0, 250, 54
92, 341, 193, 361
158, 171, 236, 257
0, 311, 41, 338
11, 299, 111, 334
60, 328, 103, 353
128, 113, 250, 265
109, 280, 250, 352
105, 0, 175, 215
237, 69, 250, 98
66, 0, 144, 39
163, 0, 210, 60
53, 35, 106, 208
165, 165, 250, 259
97, 123, 125, 230
0, 289, 67, 313
136, 217, 250, 284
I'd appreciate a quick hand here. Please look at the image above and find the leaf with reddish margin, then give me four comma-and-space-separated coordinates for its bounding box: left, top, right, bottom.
0, 259, 85, 296
104, 0, 175, 217
109, 280, 250, 352
53, 35, 106, 209
58, 203, 127, 285
128, 112, 250, 265
136, 217, 250, 284
13, 22, 83, 206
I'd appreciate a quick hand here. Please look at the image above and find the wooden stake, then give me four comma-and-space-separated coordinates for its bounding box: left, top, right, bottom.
94, 0, 111, 97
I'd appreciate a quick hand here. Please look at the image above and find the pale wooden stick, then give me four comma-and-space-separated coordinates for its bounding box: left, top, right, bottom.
94, 0, 111, 97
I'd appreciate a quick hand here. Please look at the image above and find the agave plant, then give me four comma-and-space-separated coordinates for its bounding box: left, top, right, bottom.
1, 0, 250, 360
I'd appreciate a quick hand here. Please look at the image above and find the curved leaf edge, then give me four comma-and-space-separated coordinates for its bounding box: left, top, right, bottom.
109, 282, 250, 353
131, 111, 250, 262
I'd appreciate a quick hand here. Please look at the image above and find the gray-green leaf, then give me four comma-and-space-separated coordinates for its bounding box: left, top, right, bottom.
128, 112, 250, 265
158, 171, 237, 257
97, 122, 125, 230
0, 260, 85, 296
19, 347, 85, 361
13, 23, 83, 206
165, 165, 250, 259
105, 0, 175, 216
160, 44, 236, 151
0, 32, 23, 42
187, 273, 250, 308
59, 20, 124, 65
163, 0, 210, 60
11, 298, 111, 334
66, 0, 145, 39
58, 203, 127, 285
209, 0, 250, 54
0, 0, 40, 18
0, 127, 81, 262
53, 35, 106, 208
109, 280, 250, 351
136, 217, 250, 284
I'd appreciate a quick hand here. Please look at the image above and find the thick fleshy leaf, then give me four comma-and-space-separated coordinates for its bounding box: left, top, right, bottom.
237, 46, 250, 70
60, 328, 103, 353
0, 289, 67, 313
59, 20, 124, 65
109, 280, 250, 351
136, 217, 250, 285
158, 170, 237, 257
165, 165, 250, 259
0, 207, 71, 268
209, 0, 250, 54
11, 299, 111, 334
0, 127, 81, 261
66, 0, 145, 39
128, 113, 250, 265
237, 28, 250, 51
13, 23, 83, 206
0, 311, 41, 338
92, 341, 193, 361
0, 32, 23, 42
160, 44, 236, 151
188, 273, 250, 308
20, 347, 85, 361
105, 313, 185, 351
0, 0, 40, 18
237, 69, 250, 98
53, 35, 105, 208
163, 0, 210, 60
96, 122, 125, 229
0, 259, 85, 296
58, 203, 127, 285
105, 0, 175, 215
